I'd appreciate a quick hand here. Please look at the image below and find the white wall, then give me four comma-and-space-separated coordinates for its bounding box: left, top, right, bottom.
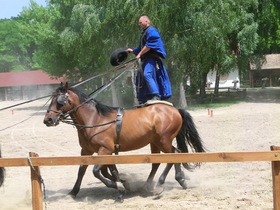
207, 68, 240, 89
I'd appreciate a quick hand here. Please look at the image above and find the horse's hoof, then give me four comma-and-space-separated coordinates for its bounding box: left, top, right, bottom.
116, 181, 125, 191
142, 183, 153, 193
152, 185, 164, 195
180, 180, 188, 189
116, 188, 126, 203
116, 196, 124, 203
68, 193, 76, 199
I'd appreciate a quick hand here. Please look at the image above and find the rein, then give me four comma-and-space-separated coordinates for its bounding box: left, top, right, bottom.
0, 97, 53, 132
49, 61, 136, 128
71, 58, 136, 89
47, 96, 118, 129
0, 59, 136, 113
51, 93, 124, 154
61, 118, 117, 128
0, 95, 52, 112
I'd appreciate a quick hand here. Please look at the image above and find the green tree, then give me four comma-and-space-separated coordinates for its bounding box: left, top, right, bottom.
0, 1, 54, 72
254, 0, 280, 54
0, 19, 30, 72
157, 0, 259, 97
11, 0, 275, 105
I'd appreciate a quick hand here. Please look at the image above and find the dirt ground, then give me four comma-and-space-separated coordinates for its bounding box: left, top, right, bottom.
0, 93, 279, 210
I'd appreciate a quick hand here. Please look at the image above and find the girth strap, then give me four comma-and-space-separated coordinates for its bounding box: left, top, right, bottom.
114, 108, 124, 155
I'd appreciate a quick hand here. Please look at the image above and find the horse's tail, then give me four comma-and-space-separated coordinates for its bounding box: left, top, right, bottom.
176, 109, 206, 171
0, 145, 5, 187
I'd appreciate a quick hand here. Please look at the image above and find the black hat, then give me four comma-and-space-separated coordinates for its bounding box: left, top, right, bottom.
110, 48, 129, 66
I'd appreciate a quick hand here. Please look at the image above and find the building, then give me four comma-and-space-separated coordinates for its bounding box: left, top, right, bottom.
205, 54, 280, 89
206, 68, 240, 89
249, 54, 280, 87
0, 70, 64, 101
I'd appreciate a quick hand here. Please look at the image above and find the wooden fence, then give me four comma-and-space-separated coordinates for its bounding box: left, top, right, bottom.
0, 146, 279, 210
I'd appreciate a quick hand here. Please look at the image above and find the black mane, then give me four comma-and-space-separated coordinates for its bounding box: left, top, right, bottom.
68, 87, 118, 116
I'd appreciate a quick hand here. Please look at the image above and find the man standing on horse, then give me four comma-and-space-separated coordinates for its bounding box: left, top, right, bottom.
127, 16, 172, 104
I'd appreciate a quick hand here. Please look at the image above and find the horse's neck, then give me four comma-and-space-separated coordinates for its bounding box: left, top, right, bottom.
70, 101, 98, 125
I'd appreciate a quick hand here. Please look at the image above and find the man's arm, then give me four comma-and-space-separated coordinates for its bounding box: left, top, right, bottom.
136, 46, 151, 59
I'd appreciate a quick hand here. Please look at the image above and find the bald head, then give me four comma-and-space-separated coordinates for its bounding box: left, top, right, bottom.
138, 16, 150, 29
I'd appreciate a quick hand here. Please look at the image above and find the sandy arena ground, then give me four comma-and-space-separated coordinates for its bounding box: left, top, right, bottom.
0, 96, 279, 209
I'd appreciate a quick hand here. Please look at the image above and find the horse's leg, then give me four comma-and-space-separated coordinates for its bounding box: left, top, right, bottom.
69, 165, 88, 197
0, 147, 5, 187
93, 165, 117, 188
101, 164, 125, 182
154, 146, 179, 193
174, 163, 188, 189
108, 164, 125, 182
69, 149, 92, 198
157, 147, 188, 190
108, 164, 126, 201
157, 163, 173, 186
144, 143, 161, 192
101, 165, 116, 181
93, 164, 126, 202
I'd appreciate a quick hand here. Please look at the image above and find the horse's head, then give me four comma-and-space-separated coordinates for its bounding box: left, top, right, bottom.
44, 82, 74, 127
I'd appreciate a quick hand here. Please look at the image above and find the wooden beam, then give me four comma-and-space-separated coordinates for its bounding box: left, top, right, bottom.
29, 152, 43, 210
271, 146, 280, 210
1, 151, 280, 167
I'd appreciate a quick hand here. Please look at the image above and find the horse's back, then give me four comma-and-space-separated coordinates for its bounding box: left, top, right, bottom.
119, 104, 182, 151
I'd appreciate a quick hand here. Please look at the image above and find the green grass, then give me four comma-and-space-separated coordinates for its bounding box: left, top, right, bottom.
187, 97, 243, 110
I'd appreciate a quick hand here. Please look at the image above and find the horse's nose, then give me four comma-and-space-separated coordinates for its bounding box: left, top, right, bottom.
43, 117, 58, 127
43, 118, 52, 126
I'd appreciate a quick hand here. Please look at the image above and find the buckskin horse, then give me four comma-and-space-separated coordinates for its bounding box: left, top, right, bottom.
43, 82, 205, 201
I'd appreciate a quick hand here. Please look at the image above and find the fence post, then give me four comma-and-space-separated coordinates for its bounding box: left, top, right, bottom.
271, 146, 280, 210
29, 152, 43, 210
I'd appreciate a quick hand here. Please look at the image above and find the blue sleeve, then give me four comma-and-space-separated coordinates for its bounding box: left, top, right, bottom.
133, 46, 141, 55
145, 27, 166, 58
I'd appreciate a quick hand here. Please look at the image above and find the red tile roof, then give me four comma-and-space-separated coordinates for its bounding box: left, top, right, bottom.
0, 70, 63, 87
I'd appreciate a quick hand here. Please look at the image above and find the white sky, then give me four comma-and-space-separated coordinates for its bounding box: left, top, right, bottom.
0, 0, 47, 19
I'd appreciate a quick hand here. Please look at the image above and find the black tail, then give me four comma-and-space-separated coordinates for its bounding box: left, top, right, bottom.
0, 146, 5, 187
176, 109, 206, 170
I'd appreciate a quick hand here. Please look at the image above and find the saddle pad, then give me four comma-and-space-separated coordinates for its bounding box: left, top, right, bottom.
144, 100, 173, 107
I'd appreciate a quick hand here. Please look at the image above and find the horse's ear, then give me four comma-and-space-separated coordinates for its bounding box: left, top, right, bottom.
61, 82, 68, 93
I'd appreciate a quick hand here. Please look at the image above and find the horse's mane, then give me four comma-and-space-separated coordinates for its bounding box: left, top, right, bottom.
68, 87, 118, 116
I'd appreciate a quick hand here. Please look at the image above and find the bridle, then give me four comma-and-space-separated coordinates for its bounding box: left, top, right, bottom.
47, 92, 69, 114
46, 92, 71, 125
47, 88, 124, 154
47, 91, 118, 128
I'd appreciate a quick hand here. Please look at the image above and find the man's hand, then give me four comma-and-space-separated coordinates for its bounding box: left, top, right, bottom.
127, 48, 134, 53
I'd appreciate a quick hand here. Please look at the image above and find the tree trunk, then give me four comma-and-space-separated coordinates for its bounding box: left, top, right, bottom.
179, 82, 187, 108
214, 70, 220, 95
200, 72, 207, 96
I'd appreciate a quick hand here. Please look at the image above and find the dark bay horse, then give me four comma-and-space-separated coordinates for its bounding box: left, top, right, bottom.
44, 82, 205, 201
0, 147, 5, 187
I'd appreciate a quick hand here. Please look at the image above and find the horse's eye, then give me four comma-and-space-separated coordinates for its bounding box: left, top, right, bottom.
57, 96, 65, 105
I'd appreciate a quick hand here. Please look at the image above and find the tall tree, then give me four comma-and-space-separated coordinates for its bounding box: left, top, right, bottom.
254, 0, 280, 54
157, 0, 259, 96
0, 19, 31, 72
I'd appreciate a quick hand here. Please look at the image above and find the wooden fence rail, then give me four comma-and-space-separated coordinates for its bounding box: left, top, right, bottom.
0, 146, 279, 210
